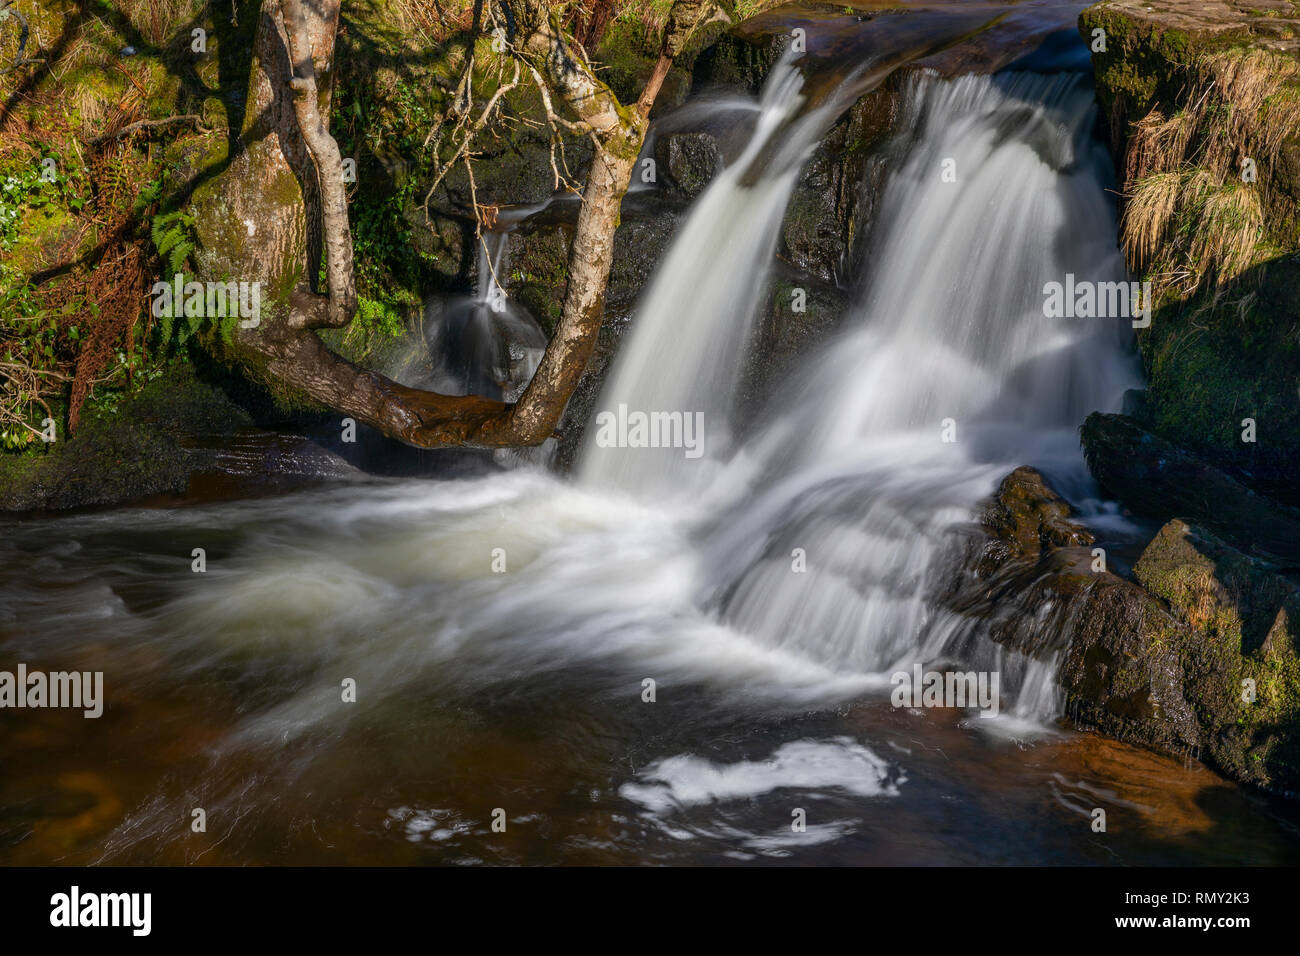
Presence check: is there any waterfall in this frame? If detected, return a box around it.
[84,69,1139,735]
[0,69,1146,851]
[577,17,986,499]
[578,52,815,496]
[18,16,1300,866]
[689,70,1142,719]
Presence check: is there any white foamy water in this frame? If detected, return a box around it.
[687,71,1141,724]
[621,737,902,813]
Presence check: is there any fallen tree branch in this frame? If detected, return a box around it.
[87,113,213,144]
[0,0,44,76]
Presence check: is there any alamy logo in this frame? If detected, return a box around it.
[0,664,102,718]
[151,273,262,328]
[593,404,705,459]
[1042,274,1152,328]
[891,664,1001,718]
[50,886,150,936]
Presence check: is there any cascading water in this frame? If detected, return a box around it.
[692,70,1141,721]
[577,18,995,498]
[578,52,817,497]
[418,231,547,402]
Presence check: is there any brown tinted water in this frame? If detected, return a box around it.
[2,480,1299,866]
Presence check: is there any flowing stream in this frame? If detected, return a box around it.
[3,40,1300,866]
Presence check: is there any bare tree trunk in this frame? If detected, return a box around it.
[507,146,636,440]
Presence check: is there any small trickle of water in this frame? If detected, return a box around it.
[420,231,547,403]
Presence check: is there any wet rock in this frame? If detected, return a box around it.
[505,224,572,337]
[1080,413,1300,565]
[694,1,1092,94]
[978,466,1096,568]
[655,131,723,199]
[1053,570,1205,760]
[753,80,901,311]
[737,272,850,419]
[962,465,1300,796]
[690,28,785,95]
[182,429,361,500]
[0,362,369,512]
[949,468,1198,755]
[952,469,1113,651]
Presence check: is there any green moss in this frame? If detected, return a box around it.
[511,227,572,335]
[0,361,255,512]
[1138,258,1300,460]
[1130,518,1300,786]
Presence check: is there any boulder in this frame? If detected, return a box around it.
[654,131,724,199]
[1128,519,1300,792]
[1080,412,1300,565]
[960,464,1300,796]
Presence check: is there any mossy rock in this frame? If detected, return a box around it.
[958,464,1300,795]
[0,363,253,512]
[980,467,1097,564]
[1081,0,1300,135]
[1132,519,1300,791]
[949,466,1203,752]
[1138,257,1300,499]
[690,25,785,93]
[1080,412,1300,563]
[1136,520,1300,657]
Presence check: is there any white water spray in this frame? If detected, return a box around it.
[693,71,1141,721]
[579,53,842,497]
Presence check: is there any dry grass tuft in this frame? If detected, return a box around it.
[1201,49,1300,160]
[1122,47,1300,296]
[1126,109,1194,183]
[1123,171,1181,271]
[1190,181,1263,285]
[114,0,205,46]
